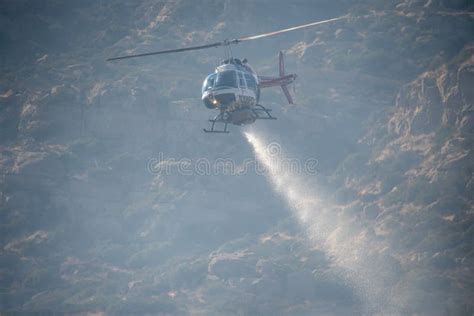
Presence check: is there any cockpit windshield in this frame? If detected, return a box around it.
[202,73,216,94]
[215,70,237,89]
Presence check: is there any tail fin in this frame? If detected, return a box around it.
[257,51,296,103]
[279,51,294,104]
[279,51,285,77]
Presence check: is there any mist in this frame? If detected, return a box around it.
[245,129,402,314]
[1,1,473,315]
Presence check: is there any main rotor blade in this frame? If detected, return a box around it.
[237,15,348,42]
[106,15,347,61]
[107,41,224,61]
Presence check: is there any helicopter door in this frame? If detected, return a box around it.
[238,72,246,91]
[237,72,245,108]
[244,73,258,104]
[238,71,253,107]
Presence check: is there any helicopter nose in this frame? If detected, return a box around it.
[202,94,218,109]
[202,91,236,109]
[213,92,236,105]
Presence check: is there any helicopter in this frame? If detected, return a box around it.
[107,15,346,133]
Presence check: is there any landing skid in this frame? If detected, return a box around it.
[253,104,277,120]
[203,112,229,134]
[203,105,276,134]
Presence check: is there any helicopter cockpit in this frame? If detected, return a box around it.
[202,70,258,92]
[202,73,216,94]
[215,70,238,89]
[202,70,239,93]
[201,67,260,109]
[201,70,236,109]
[202,70,239,94]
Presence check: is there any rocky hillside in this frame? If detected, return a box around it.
[1,0,473,315]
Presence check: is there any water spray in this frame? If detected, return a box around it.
[244,128,401,314]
